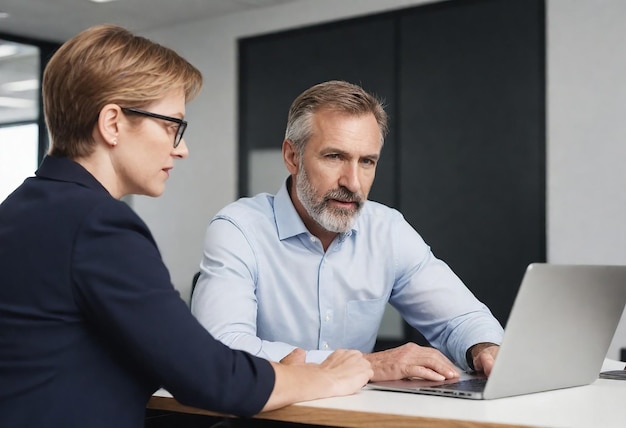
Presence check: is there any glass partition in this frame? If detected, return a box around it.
[0,39,40,202]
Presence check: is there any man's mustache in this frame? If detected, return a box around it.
[324,187,364,208]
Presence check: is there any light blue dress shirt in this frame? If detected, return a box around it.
[191,180,503,371]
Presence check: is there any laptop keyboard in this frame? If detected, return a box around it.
[430,377,487,392]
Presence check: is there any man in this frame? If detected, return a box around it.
[191,80,503,382]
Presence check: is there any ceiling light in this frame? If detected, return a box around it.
[0,97,35,109]
[0,12,9,19]
[2,79,39,92]
[0,45,19,58]
[88,0,120,3]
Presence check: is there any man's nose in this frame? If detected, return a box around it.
[338,162,361,194]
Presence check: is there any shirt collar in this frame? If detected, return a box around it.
[273,177,359,241]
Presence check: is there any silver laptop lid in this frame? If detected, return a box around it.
[483,263,626,399]
[367,263,626,399]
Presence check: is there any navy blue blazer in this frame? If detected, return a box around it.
[0,156,274,428]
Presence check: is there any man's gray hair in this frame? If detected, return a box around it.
[284,80,388,156]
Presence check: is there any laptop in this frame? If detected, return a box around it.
[368,263,626,399]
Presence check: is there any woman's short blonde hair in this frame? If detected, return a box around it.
[43,24,203,158]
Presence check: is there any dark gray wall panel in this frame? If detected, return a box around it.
[398,0,545,324]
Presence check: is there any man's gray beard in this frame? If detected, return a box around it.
[295,166,363,234]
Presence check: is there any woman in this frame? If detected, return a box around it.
[0,24,371,428]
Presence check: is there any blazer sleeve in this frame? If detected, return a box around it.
[71,198,274,416]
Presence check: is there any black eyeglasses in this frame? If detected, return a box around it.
[121,107,187,148]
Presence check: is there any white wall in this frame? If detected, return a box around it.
[134,0,626,359]
[547,0,626,360]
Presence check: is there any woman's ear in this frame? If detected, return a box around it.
[282,139,300,175]
[97,104,122,147]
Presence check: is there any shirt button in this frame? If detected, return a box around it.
[310,236,317,242]
[324,314,330,322]
[322,342,329,349]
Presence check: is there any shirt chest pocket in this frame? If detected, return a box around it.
[344,297,387,352]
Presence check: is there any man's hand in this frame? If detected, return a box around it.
[468,343,499,376]
[364,342,459,382]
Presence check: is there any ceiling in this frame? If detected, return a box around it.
[0,0,300,43]
[0,0,301,126]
